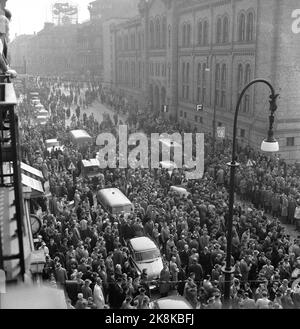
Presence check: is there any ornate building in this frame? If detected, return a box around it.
[111,0,300,162]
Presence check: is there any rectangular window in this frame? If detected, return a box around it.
[184,112,187,118]
[244,95,250,112]
[286,137,295,147]
[221,91,226,108]
[179,110,183,117]
[215,90,220,106]
[186,85,189,100]
[240,129,245,138]
[195,116,198,122]
[199,117,203,123]
[197,87,201,102]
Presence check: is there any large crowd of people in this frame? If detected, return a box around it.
[16,76,300,309]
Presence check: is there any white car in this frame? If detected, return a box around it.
[150,295,193,309]
[128,236,163,285]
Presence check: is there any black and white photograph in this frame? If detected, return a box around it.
[0,0,300,319]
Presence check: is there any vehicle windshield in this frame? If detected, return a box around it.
[134,249,160,261]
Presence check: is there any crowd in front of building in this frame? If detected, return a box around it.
[14,75,300,310]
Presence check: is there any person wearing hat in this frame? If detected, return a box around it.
[133,287,150,309]
[184,273,198,309]
[93,277,105,309]
[81,279,92,300]
[294,201,300,231]
[121,296,134,309]
[86,296,97,309]
[159,262,171,298]
[109,277,126,309]
[75,293,87,309]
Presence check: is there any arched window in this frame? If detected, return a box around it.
[131,32,135,49]
[162,17,167,48]
[223,16,229,43]
[138,62,142,88]
[131,62,135,87]
[138,32,141,50]
[187,23,191,47]
[182,62,185,98]
[197,63,201,102]
[215,63,220,105]
[237,64,243,88]
[203,20,209,45]
[243,64,251,113]
[216,18,222,44]
[246,12,254,41]
[221,64,227,108]
[238,13,246,41]
[125,61,129,84]
[198,21,203,45]
[237,63,243,102]
[150,21,154,48]
[182,24,186,46]
[202,63,207,104]
[186,62,190,99]
[245,64,251,84]
[155,18,161,48]
[221,64,227,84]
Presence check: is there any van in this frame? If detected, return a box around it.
[97,188,134,215]
[81,159,101,178]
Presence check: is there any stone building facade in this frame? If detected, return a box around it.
[111,0,300,162]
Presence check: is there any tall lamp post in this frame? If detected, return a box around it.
[222,79,279,308]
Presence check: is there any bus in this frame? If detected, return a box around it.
[97,188,134,215]
[69,129,92,145]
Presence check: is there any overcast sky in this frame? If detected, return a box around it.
[7,0,92,39]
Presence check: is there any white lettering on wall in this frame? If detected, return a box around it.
[292,9,300,34]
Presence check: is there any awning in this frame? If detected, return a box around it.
[21,173,44,194]
[21,162,44,180]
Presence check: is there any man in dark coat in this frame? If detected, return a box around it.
[109,277,126,309]
[188,258,204,286]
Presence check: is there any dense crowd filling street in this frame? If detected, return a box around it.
[16,76,300,309]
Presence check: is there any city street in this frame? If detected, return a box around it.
[65,98,127,129]
[2,0,300,313]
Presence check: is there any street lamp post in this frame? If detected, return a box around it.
[222,79,279,308]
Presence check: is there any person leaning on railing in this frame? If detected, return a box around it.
[0,11,17,78]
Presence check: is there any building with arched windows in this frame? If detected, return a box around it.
[110,0,300,161]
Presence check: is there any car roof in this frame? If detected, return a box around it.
[154,295,193,309]
[129,237,157,252]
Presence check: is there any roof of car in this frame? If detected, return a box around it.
[130,237,157,252]
[153,295,193,309]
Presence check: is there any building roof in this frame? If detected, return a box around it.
[130,237,157,252]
